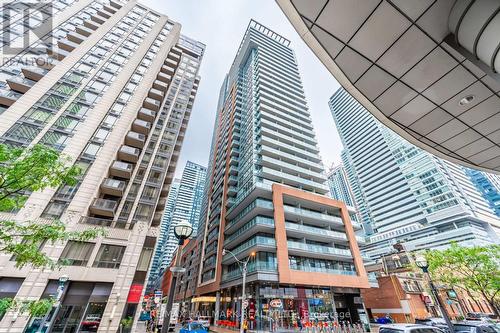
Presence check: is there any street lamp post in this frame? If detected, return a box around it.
[415,255,454,333]
[222,248,255,333]
[37,274,69,333]
[161,220,193,333]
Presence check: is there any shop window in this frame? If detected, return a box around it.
[93,244,126,269]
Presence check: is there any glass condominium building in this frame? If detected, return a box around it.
[327,164,356,207]
[195,20,369,331]
[0,1,204,331]
[147,161,207,292]
[329,88,500,260]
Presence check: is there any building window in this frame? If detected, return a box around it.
[93,244,126,269]
[58,241,94,266]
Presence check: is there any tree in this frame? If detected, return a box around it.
[0,143,104,268]
[425,243,500,317]
[0,144,105,316]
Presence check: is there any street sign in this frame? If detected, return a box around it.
[170,302,180,324]
[158,304,167,326]
[154,290,162,304]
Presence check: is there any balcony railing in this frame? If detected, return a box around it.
[283,205,343,225]
[285,222,347,240]
[290,265,356,276]
[224,216,274,245]
[287,241,351,257]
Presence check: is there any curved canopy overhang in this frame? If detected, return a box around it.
[277,0,500,174]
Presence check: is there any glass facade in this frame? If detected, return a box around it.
[329,88,500,259]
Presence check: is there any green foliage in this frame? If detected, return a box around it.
[0,144,105,269]
[121,316,133,328]
[0,298,54,317]
[425,243,500,315]
[0,144,81,211]
[0,298,15,315]
[23,298,54,317]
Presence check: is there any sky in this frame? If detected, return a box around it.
[142,0,344,177]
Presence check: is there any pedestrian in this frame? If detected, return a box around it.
[243,319,248,333]
[298,317,303,331]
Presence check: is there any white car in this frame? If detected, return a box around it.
[379,324,446,333]
[194,316,210,329]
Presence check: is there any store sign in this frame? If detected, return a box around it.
[127,284,143,303]
[269,299,282,308]
[154,290,162,304]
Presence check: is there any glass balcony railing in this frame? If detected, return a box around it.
[290,266,356,276]
[283,205,343,224]
[225,199,273,230]
[224,216,274,244]
[287,241,351,257]
[224,236,276,260]
[285,222,347,240]
[222,262,277,280]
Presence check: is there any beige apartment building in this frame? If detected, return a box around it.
[0,0,204,331]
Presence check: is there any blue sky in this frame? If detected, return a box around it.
[142,0,343,177]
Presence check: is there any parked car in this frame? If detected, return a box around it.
[453,321,500,333]
[379,324,446,333]
[415,317,449,331]
[194,316,211,329]
[179,322,207,333]
[466,313,498,322]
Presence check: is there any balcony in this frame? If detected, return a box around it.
[48,47,69,61]
[165,58,177,67]
[89,198,117,217]
[157,72,171,83]
[118,145,140,163]
[100,178,126,196]
[97,9,111,19]
[285,222,348,242]
[84,20,99,31]
[156,197,166,210]
[161,65,175,75]
[0,90,22,107]
[110,161,133,178]
[148,88,164,101]
[110,0,122,9]
[91,14,106,25]
[76,25,93,37]
[138,108,156,122]
[222,236,276,264]
[283,205,343,227]
[227,186,237,197]
[58,38,78,52]
[287,241,352,260]
[132,119,151,135]
[22,66,47,81]
[125,131,145,148]
[103,5,117,14]
[36,55,58,70]
[6,77,35,93]
[224,216,274,248]
[67,31,86,44]
[153,79,168,92]
[143,97,160,111]
[228,175,238,186]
